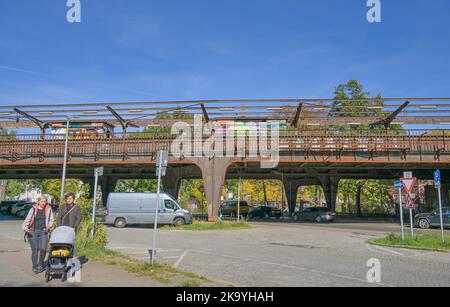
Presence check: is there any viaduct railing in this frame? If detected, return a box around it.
[0,130,449,163]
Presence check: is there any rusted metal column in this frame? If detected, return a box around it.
[162,168,182,200]
[195,158,233,222]
[283,180,302,214]
[100,177,118,206]
[319,176,340,211]
[84,179,96,200]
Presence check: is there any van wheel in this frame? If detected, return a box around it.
[173,218,185,227]
[114,218,126,228]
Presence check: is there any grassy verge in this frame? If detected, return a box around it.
[75,243,214,286]
[367,233,450,252]
[161,220,252,231]
[74,220,214,286]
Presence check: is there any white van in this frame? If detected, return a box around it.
[105,193,193,228]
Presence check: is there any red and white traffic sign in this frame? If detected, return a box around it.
[403,193,415,209]
[401,177,417,194]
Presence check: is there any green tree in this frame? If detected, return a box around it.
[178,179,206,213]
[135,110,194,138]
[6,180,26,199]
[41,179,89,205]
[0,130,17,200]
[329,80,384,132]
[115,179,158,193]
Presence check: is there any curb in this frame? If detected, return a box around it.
[366,240,450,253]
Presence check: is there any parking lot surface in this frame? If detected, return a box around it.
[106,221,450,287]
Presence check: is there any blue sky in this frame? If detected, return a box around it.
[0,0,449,106]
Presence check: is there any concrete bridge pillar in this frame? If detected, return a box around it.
[319,177,340,212]
[283,180,302,214]
[162,167,182,200]
[100,177,118,206]
[195,158,232,222]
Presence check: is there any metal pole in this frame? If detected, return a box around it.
[398,187,405,240]
[409,207,414,237]
[60,118,70,205]
[438,186,445,243]
[91,170,99,240]
[151,152,163,265]
[237,178,242,222]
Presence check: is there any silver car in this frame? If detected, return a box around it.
[293,207,336,223]
[105,192,193,228]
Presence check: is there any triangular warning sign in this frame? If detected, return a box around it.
[401,177,416,194]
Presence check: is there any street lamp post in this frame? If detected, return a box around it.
[60,117,71,205]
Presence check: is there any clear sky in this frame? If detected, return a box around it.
[0,0,449,106]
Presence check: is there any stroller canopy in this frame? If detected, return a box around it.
[49,226,76,246]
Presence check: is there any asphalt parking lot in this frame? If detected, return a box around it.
[106,221,450,287]
[0,214,449,287]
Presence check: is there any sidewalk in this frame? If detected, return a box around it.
[0,234,162,287]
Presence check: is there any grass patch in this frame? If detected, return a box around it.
[368,233,450,252]
[76,243,214,286]
[73,215,213,286]
[162,220,252,231]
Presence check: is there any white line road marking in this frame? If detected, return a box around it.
[192,249,394,287]
[110,246,183,253]
[366,244,436,258]
[406,251,437,258]
[174,250,188,268]
[366,244,405,256]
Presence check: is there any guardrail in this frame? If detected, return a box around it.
[1,130,449,162]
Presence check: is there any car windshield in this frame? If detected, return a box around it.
[433,208,449,214]
[1,201,17,205]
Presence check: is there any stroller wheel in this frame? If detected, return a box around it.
[45,270,51,283]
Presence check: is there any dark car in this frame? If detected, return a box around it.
[220,201,249,218]
[415,207,450,229]
[15,203,34,219]
[0,200,22,215]
[293,207,336,223]
[248,206,282,219]
[11,201,34,215]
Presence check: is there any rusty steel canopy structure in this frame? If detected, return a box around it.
[1,97,450,131]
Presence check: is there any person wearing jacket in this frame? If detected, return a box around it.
[22,196,55,274]
[56,193,82,230]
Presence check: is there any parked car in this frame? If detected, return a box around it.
[11,201,34,215]
[105,192,193,228]
[220,201,249,218]
[415,207,450,229]
[293,207,336,223]
[0,200,19,215]
[248,206,282,219]
[15,204,34,219]
[1,200,31,215]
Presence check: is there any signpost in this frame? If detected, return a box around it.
[401,175,417,237]
[434,170,445,243]
[60,118,71,205]
[237,178,242,222]
[151,150,169,265]
[394,181,405,240]
[91,167,104,239]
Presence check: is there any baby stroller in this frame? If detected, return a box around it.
[45,226,76,282]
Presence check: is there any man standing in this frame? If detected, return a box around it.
[57,193,82,230]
